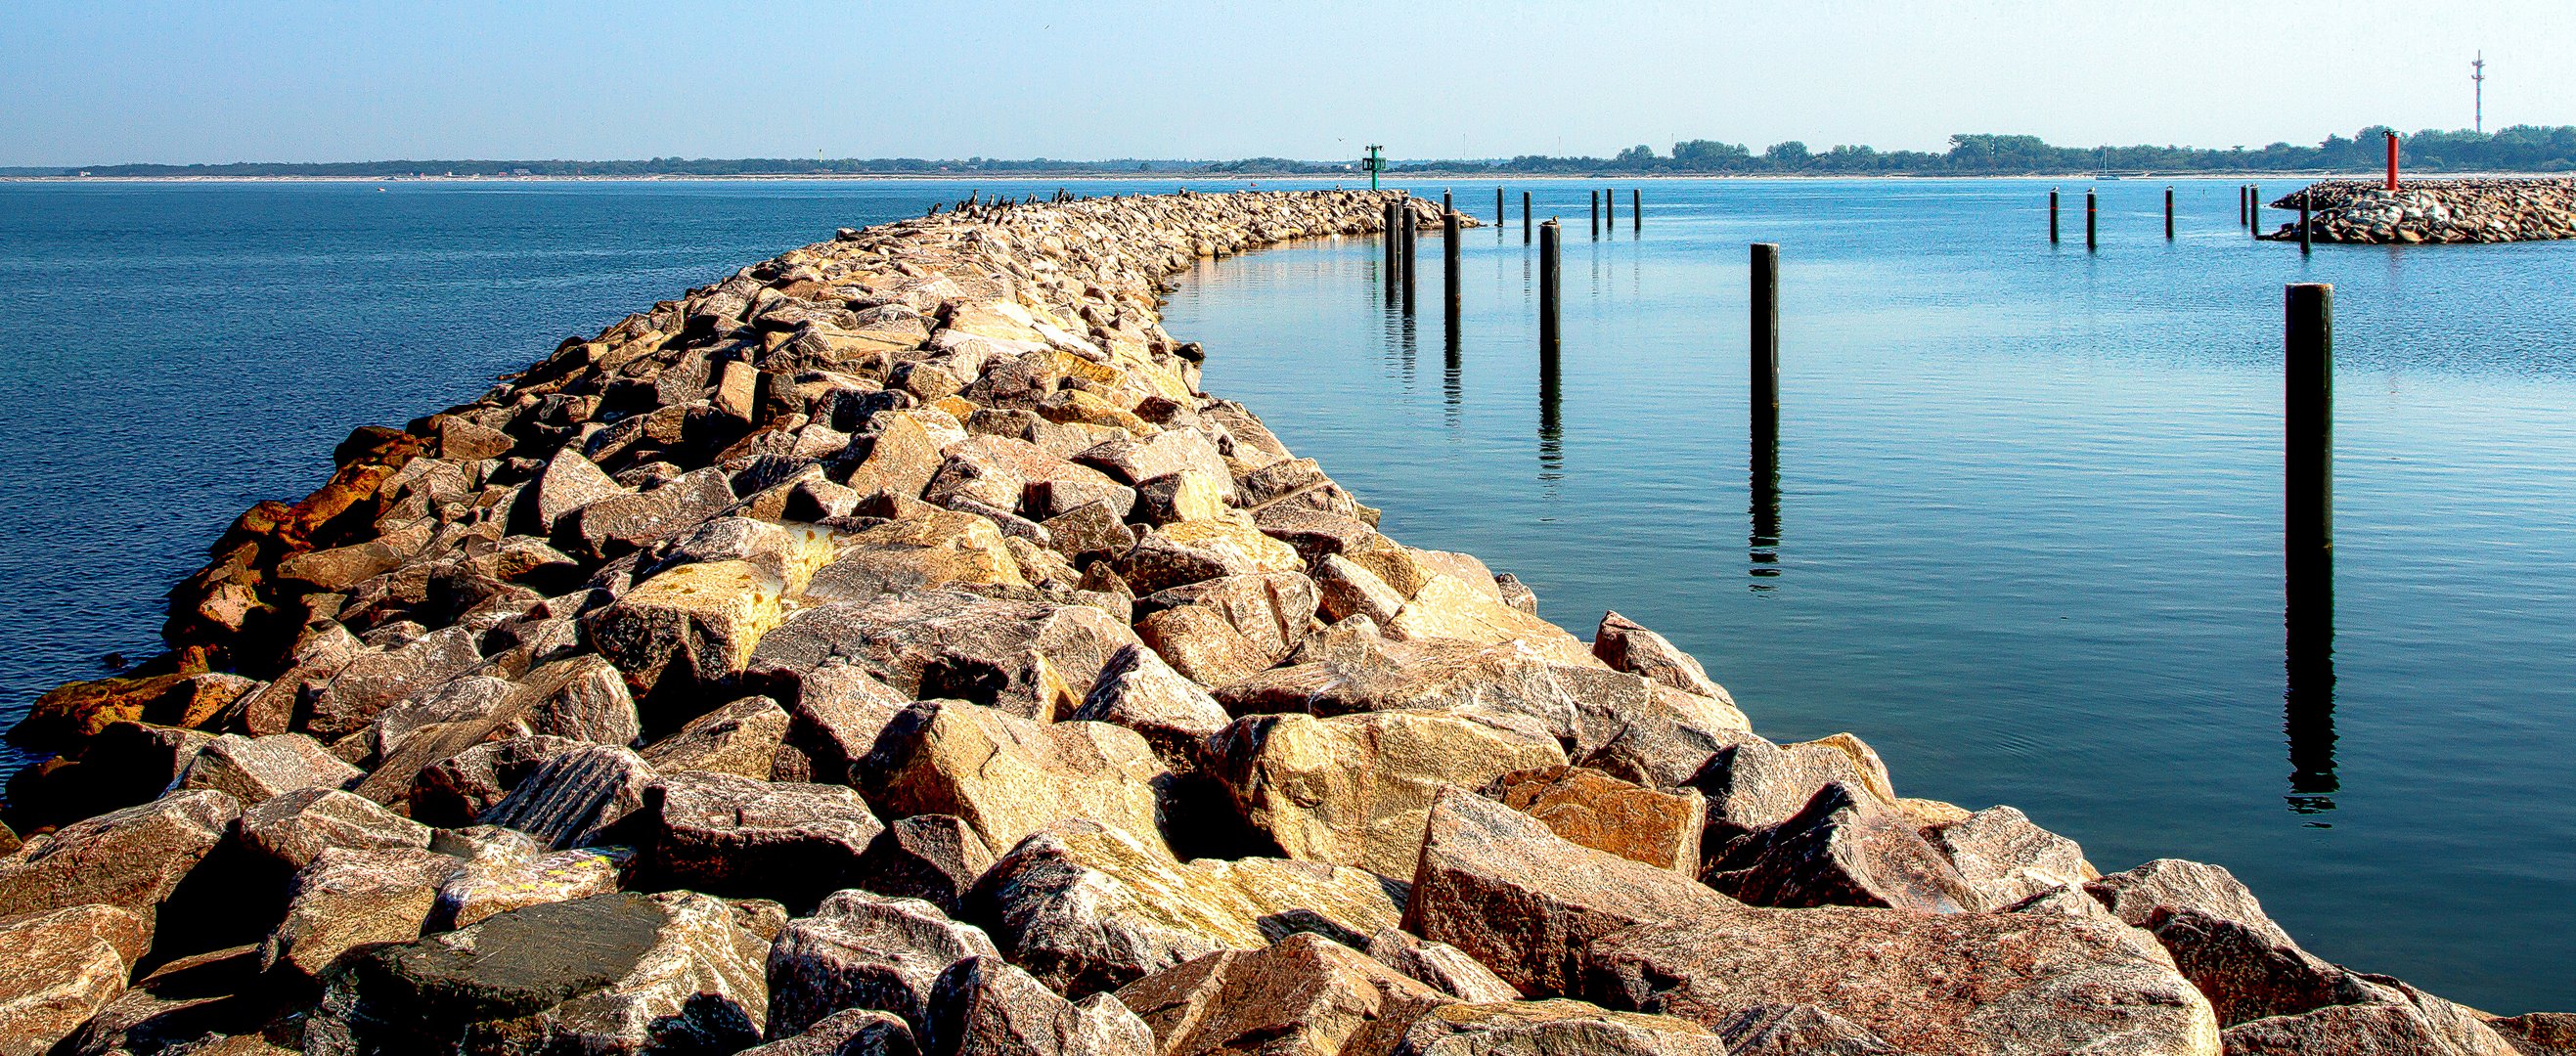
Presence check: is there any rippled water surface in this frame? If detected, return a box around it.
[2,178,2570,1012]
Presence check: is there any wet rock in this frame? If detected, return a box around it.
[409,734,585,826]
[768,891,1000,1039]
[308,891,769,1056]
[0,789,241,921]
[743,1008,919,1056]
[262,846,457,979]
[801,511,1028,602]
[1211,708,1566,879]
[1591,611,1729,699]
[964,818,1401,998]
[853,814,996,917]
[859,702,1170,858]
[1482,766,1704,872]
[432,841,628,931]
[174,732,362,805]
[920,955,1152,1056]
[1389,998,1728,1056]
[750,590,1140,722]
[1404,786,1734,997]
[240,787,433,872]
[304,627,482,741]
[587,558,788,697]
[1704,781,1978,912]
[1363,928,1521,1003]
[1070,643,1229,768]
[0,903,152,1056]
[1587,902,2219,1056]
[641,695,792,778]
[629,771,882,910]
[1114,933,1447,1055]
[475,743,653,849]
[1927,805,2090,910]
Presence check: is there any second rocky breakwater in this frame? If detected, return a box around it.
[0,188,2565,1055]
[2268,177,2576,243]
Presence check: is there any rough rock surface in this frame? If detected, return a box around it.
[629,770,883,911]
[0,903,152,1056]
[1482,765,1703,872]
[852,814,996,917]
[919,955,1153,1056]
[0,790,240,920]
[1389,998,1729,1056]
[1212,709,1566,879]
[767,891,999,1039]
[964,819,1401,998]
[307,891,769,1055]
[859,702,1170,858]
[1113,933,1449,1056]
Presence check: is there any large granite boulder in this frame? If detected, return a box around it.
[1926,805,2091,910]
[239,787,433,873]
[307,891,770,1056]
[852,814,996,917]
[261,846,459,980]
[305,627,483,741]
[475,743,653,849]
[859,702,1170,858]
[1131,572,1316,686]
[0,903,153,1056]
[919,955,1152,1056]
[1210,709,1566,879]
[963,819,1401,998]
[1069,643,1230,769]
[173,733,361,805]
[741,1008,918,1056]
[0,789,240,921]
[587,559,788,697]
[1703,781,1978,912]
[1590,611,1730,700]
[767,891,1000,1040]
[1113,933,1450,1055]
[1404,787,1735,998]
[1388,999,1728,1056]
[1584,905,2220,1056]
[800,511,1028,602]
[431,836,628,931]
[1363,928,1521,1003]
[628,771,882,910]
[639,696,792,779]
[1482,766,1703,873]
[750,591,1140,722]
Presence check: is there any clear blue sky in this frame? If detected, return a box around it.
[1,1,2559,166]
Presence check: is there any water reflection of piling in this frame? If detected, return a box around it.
[1751,408,1781,588]
[2285,283,2336,814]
[1443,325,1462,418]
[2250,184,2261,238]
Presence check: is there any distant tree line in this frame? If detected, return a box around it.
[11,127,2575,178]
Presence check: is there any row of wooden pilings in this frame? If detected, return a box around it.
[2046,183,2319,253]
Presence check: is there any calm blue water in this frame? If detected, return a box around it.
[0,178,2568,1012]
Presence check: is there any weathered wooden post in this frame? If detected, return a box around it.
[1590,191,1600,239]
[1382,200,1399,298]
[1522,191,1532,244]
[1538,221,1561,357]
[2049,189,2060,243]
[2250,184,2261,238]
[2240,185,2249,227]
[1752,243,1780,441]
[1496,187,1505,226]
[1443,208,1462,326]
[1605,187,1616,226]
[2299,195,2312,254]
[1400,201,1417,315]
[2286,283,2332,621]
[1442,190,1452,217]
[1631,188,1641,232]
[2086,189,2098,250]
[2165,186,2176,240]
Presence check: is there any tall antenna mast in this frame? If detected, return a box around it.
[2473,52,2486,134]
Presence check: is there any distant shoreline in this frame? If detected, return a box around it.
[7,171,2567,185]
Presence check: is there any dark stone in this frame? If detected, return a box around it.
[853,814,997,916]
[627,771,882,911]
[475,744,652,850]
[1703,781,1977,913]
[0,789,241,922]
[767,891,999,1040]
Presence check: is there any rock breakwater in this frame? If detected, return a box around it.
[2265,178,2576,243]
[0,189,2565,1055]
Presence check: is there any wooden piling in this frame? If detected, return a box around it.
[2086,190,2098,250]
[1522,191,1532,244]
[2299,195,2312,253]
[2286,284,2332,609]
[1400,203,1417,315]
[1590,191,1600,239]
[2240,185,2249,227]
[1538,221,1561,357]
[1605,187,1616,226]
[1752,243,1779,439]
[1631,188,1641,232]
[2049,189,2060,243]
[1496,187,1505,226]
[1442,190,1452,217]
[1443,208,1462,325]
[2165,187,2176,240]
[2250,184,2261,238]
[1383,200,1399,295]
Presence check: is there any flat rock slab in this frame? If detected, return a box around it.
[630,771,883,911]
[0,789,241,921]
[1389,998,1728,1056]
[309,891,769,1055]
[751,590,1140,722]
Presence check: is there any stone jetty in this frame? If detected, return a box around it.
[2265,177,2576,243]
[2,189,2565,1056]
